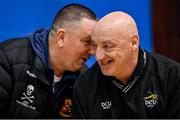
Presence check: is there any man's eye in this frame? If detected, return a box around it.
[103,44,110,48]
[103,44,115,52]
[83,40,91,45]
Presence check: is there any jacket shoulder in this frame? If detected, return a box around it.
[148,52,180,69]
[0,38,29,49]
[83,62,101,80]
[0,38,31,65]
[146,52,180,87]
[74,62,102,91]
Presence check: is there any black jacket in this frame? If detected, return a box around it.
[0,29,79,118]
[73,48,180,118]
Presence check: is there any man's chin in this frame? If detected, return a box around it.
[69,63,85,72]
[71,66,82,72]
[101,70,112,76]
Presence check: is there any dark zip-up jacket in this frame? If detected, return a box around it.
[73,48,180,118]
[0,29,79,118]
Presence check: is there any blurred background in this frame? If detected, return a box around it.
[0,0,179,67]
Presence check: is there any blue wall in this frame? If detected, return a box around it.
[0,0,152,67]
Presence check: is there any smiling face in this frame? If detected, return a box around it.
[60,18,97,72]
[92,28,133,77]
[92,12,139,80]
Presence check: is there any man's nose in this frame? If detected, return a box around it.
[95,48,105,61]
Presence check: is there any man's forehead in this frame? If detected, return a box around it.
[92,36,115,44]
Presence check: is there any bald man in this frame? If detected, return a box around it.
[72,11,180,118]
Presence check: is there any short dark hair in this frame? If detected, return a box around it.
[51,3,96,32]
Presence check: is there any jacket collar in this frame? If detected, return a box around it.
[31,56,79,87]
[32,56,53,87]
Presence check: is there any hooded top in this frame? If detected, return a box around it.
[27,28,79,94]
[28,28,51,69]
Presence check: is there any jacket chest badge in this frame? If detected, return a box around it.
[26,70,37,78]
[59,98,72,118]
[21,85,35,103]
[144,91,158,108]
[101,101,112,110]
[16,85,36,110]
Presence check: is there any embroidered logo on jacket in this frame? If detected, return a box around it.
[16,85,36,110]
[59,98,72,117]
[26,70,37,78]
[144,91,158,108]
[101,101,112,110]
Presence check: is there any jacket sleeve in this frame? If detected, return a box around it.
[0,49,13,117]
[167,64,180,118]
[72,75,89,118]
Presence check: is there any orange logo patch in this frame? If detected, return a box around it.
[59,98,72,117]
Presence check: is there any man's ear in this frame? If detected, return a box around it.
[56,29,65,48]
[130,34,139,50]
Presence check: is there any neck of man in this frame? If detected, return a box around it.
[54,70,64,78]
[50,53,64,77]
[49,37,64,78]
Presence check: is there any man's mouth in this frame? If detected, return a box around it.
[100,60,113,65]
